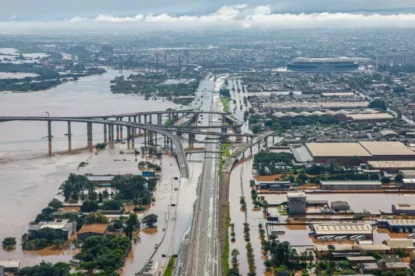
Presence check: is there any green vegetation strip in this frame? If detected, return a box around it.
[163,256,177,276]
[222,207,231,275]
[219,143,232,174]
[221,97,230,112]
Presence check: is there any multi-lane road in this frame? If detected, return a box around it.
[174,75,223,276]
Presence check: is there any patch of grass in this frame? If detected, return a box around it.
[219,142,232,175]
[222,207,231,275]
[221,97,230,112]
[277,205,288,215]
[164,256,177,276]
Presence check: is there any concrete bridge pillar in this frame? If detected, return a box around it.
[131,128,135,149]
[272,134,275,145]
[168,113,172,120]
[157,114,162,125]
[138,116,142,135]
[119,119,123,140]
[133,116,137,136]
[250,146,253,155]
[170,138,174,153]
[48,120,52,157]
[87,122,93,152]
[149,114,152,124]
[257,141,260,152]
[189,133,195,149]
[67,121,72,152]
[221,114,227,134]
[107,124,112,144]
[164,136,167,149]
[155,132,158,149]
[265,137,268,148]
[144,129,147,147]
[116,120,120,141]
[127,126,131,149]
[103,124,107,143]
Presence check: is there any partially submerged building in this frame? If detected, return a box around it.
[321,180,382,190]
[287,191,307,214]
[392,204,415,216]
[28,219,75,240]
[0,260,20,274]
[312,223,373,239]
[77,224,109,241]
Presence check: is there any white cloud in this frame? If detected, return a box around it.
[69,16,88,22]
[7,5,415,32]
[95,14,144,22]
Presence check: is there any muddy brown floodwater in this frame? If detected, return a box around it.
[0,69,201,271]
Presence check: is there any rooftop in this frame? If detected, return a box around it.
[359,141,415,156]
[386,219,415,227]
[384,262,408,269]
[315,244,389,252]
[292,57,357,63]
[321,181,382,186]
[369,161,415,169]
[393,204,415,210]
[313,223,372,235]
[384,239,415,249]
[346,256,376,261]
[0,260,20,268]
[86,175,114,181]
[78,224,108,235]
[306,142,371,157]
[322,92,355,97]
[361,263,379,270]
[287,191,306,199]
[399,170,415,177]
[347,113,394,121]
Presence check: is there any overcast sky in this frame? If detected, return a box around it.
[1,1,415,32]
[2,0,415,19]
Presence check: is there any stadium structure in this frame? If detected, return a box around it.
[287,57,359,72]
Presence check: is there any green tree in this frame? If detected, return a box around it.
[142,214,158,228]
[368,98,388,111]
[2,237,16,250]
[81,200,99,212]
[20,261,70,276]
[395,173,404,184]
[85,212,109,224]
[48,199,63,211]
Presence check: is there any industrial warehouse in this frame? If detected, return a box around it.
[320,180,382,190]
[312,223,373,239]
[303,141,415,164]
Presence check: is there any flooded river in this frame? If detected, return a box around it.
[0,69,203,270]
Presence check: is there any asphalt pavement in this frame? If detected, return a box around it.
[173,75,222,276]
